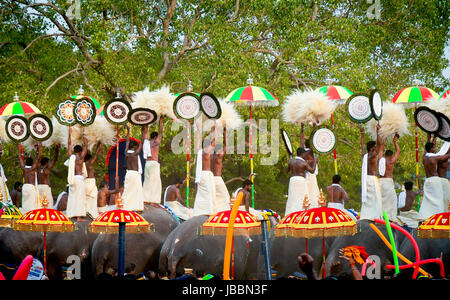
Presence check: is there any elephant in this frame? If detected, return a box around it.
[0,228,42,279]
[159,214,279,279]
[91,203,179,278]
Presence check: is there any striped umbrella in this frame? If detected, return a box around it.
[0,93,41,116]
[441,88,450,99]
[225,75,278,209]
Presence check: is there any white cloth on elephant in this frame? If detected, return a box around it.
[238,205,263,219]
[285,175,308,216]
[327,202,357,223]
[214,176,231,213]
[440,177,450,212]
[306,173,320,209]
[85,178,98,219]
[379,177,398,221]
[143,160,162,204]
[360,175,383,221]
[397,210,419,228]
[165,201,193,220]
[66,175,87,218]
[21,183,39,213]
[418,176,445,221]
[37,184,53,208]
[0,163,11,202]
[378,157,386,177]
[397,191,406,209]
[193,170,216,216]
[122,170,144,212]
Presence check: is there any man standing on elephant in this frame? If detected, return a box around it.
[285,147,316,216]
[303,139,320,208]
[142,116,164,205]
[212,127,231,213]
[37,143,60,209]
[378,134,400,221]
[418,142,450,221]
[19,142,42,213]
[360,124,384,221]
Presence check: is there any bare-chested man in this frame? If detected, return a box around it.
[97,180,119,214]
[327,174,349,209]
[193,135,216,217]
[378,135,400,221]
[84,142,101,218]
[122,125,145,212]
[66,133,88,221]
[37,143,60,208]
[10,182,22,208]
[0,143,11,202]
[54,186,68,212]
[418,142,450,221]
[164,178,193,220]
[303,139,320,208]
[429,135,450,213]
[285,147,316,216]
[142,116,164,205]
[212,128,231,213]
[397,181,421,229]
[360,124,384,220]
[19,142,42,213]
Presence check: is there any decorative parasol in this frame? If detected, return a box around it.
[417,212,449,239]
[0,92,41,116]
[392,85,439,210]
[0,202,22,228]
[316,84,353,173]
[89,195,152,277]
[441,88,450,99]
[13,196,73,272]
[225,74,278,208]
[201,210,261,236]
[71,85,103,116]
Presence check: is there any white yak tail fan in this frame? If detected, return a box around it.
[366,101,410,142]
[84,116,115,151]
[426,96,450,119]
[132,85,176,120]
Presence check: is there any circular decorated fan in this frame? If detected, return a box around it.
[173,93,201,120]
[435,113,450,142]
[369,90,383,121]
[6,116,29,142]
[414,107,441,134]
[346,94,372,123]
[200,93,222,119]
[28,114,53,141]
[55,99,76,126]
[280,129,293,157]
[311,126,337,154]
[104,99,132,125]
[128,108,158,126]
[73,97,97,126]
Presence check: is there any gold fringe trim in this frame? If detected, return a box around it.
[417,230,449,239]
[200,226,261,236]
[275,226,357,238]
[0,219,14,228]
[13,223,74,233]
[89,224,152,234]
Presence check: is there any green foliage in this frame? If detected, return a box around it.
[0,0,448,215]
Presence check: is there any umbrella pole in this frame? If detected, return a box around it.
[43,231,47,273]
[118,222,126,278]
[115,125,119,205]
[331,114,338,174]
[414,104,420,211]
[186,122,190,207]
[305,238,308,254]
[322,234,326,278]
[249,106,255,208]
[260,218,272,280]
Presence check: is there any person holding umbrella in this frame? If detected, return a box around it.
[37,143,60,209]
[18,142,42,213]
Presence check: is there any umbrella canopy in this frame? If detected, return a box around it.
[71,95,103,116]
[89,208,152,234]
[392,86,439,104]
[0,101,41,116]
[14,206,73,232]
[441,88,450,99]
[417,212,449,239]
[0,202,22,227]
[202,210,261,236]
[274,211,305,237]
[316,85,353,101]
[225,85,278,106]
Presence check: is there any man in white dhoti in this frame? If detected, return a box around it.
[378,135,400,221]
[434,140,450,212]
[66,134,88,221]
[142,116,163,205]
[37,143,60,208]
[97,180,119,214]
[164,178,193,220]
[19,143,42,213]
[285,147,316,216]
[326,175,356,222]
[84,143,101,219]
[397,181,421,228]
[122,125,145,212]
[193,136,216,217]
[360,125,383,221]
[304,140,320,208]
[212,127,231,213]
[418,142,450,221]
[0,143,11,203]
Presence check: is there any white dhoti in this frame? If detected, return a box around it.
[85,178,98,219]
[0,177,10,203]
[238,205,263,219]
[440,177,450,212]
[98,206,107,214]
[306,173,320,208]
[214,176,231,213]
[21,183,39,213]
[360,175,383,221]
[193,170,216,216]
[327,202,358,223]
[418,176,445,221]
[285,176,308,216]
[165,201,193,220]
[122,170,144,212]
[66,175,87,218]
[379,178,398,221]
[37,184,53,208]
[143,160,162,204]
[397,210,419,229]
